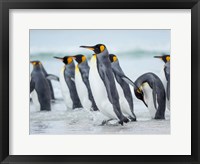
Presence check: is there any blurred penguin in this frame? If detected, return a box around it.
[154,55,170,110]
[30,61,51,111]
[38,61,59,101]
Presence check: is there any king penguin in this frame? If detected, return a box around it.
[72,54,99,111]
[80,44,129,125]
[30,61,51,111]
[134,72,166,119]
[109,54,136,121]
[37,61,59,101]
[54,56,82,110]
[154,55,170,110]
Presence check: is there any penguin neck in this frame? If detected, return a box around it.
[96,49,109,61]
[166,61,170,65]
[111,61,124,74]
[33,66,42,71]
[78,60,87,66]
[40,65,47,75]
[111,60,120,67]
[78,60,89,70]
[90,55,97,67]
[65,62,75,70]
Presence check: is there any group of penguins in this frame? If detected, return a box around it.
[30,44,170,126]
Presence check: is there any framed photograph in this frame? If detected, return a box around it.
[1,0,199,163]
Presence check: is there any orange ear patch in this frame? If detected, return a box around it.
[82,56,86,62]
[113,56,117,62]
[100,45,105,52]
[67,57,73,64]
[166,56,170,62]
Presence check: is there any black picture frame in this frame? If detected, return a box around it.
[0,0,199,163]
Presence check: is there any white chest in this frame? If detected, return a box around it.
[114,78,131,117]
[142,83,157,118]
[160,67,170,110]
[75,66,91,110]
[59,66,73,110]
[30,90,40,111]
[89,56,117,119]
[160,67,167,91]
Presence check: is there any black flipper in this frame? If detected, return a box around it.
[30,79,35,93]
[111,67,139,90]
[46,74,60,81]
[97,65,113,103]
[164,62,170,100]
[47,79,55,100]
[167,80,170,100]
[143,100,148,107]
[147,81,157,110]
[164,64,170,81]
[46,74,59,100]
[152,84,157,110]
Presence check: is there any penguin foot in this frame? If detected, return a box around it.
[154,116,165,120]
[128,116,137,122]
[40,109,51,111]
[118,117,129,126]
[118,121,124,126]
[90,106,99,111]
[101,120,107,126]
[123,117,129,123]
[154,113,165,120]
[101,119,114,126]
[93,107,99,111]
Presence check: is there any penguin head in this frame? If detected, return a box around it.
[72,54,87,64]
[54,56,73,65]
[134,87,143,99]
[154,55,170,63]
[134,86,147,105]
[30,60,42,67]
[109,54,118,63]
[80,44,106,54]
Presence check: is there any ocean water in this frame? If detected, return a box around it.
[30,54,170,134]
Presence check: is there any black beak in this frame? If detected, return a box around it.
[80,45,95,51]
[54,56,63,61]
[154,56,162,59]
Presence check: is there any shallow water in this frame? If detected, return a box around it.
[30,56,170,134]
